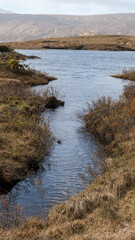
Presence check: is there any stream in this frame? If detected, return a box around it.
[6,49,135,217]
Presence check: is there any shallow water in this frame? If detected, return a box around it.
[8,50,135,216]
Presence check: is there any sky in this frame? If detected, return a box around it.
[0,0,135,15]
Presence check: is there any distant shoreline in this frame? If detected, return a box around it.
[1,35,135,51]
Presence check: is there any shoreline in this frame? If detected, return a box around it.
[112,68,135,82]
[0,48,64,193]
[1,35,135,51]
[0,50,57,87]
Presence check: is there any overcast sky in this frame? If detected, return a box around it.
[0,0,135,15]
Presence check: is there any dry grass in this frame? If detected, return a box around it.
[1,35,135,51]
[0,48,62,189]
[1,47,135,240]
[0,51,56,87]
[84,88,135,156]
[113,68,135,82]
[1,190,135,240]
[0,84,56,189]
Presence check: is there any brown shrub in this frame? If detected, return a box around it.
[0,84,53,188]
[0,51,56,87]
[84,92,135,154]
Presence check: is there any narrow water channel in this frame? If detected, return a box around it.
[7,50,135,216]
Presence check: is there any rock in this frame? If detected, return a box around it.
[45,96,65,109]
[27,55,41,59]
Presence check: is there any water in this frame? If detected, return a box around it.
[8,50,135,216]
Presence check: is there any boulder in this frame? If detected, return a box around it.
[45,96,65,109]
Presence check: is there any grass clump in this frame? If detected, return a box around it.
[0,84,54,189]
[84,89,135,156]
[113,68,135,82]
[0,50,56,87]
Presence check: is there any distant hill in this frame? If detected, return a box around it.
[1,12,135,42]
[0,8,14,14]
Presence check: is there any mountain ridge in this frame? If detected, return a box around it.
[0,8,15,14]
[1,12,135,42]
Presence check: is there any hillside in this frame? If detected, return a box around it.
[1,13,135,42]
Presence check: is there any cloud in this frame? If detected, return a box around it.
[0,0,135,15]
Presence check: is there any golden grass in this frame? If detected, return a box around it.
[1,35,135,51]
[1,190,135,240]
[0,77,21,86]
[113,68,135,82]
[0,84,55,188]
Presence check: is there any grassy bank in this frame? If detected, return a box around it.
[0,47,64,191]
[113,68,135,82]
[0,85,135,238]
[0,84,54,191]
[2,35,135,51]
[0,48,56,87]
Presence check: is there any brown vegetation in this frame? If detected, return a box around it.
[2,35,135,51]
[0,85,135,239]
[0,50,56,87]
[1,45,135,239]
[0,84,55,190]
[0,47,63,191]
[0,45,12,52]
[113,68,135,82]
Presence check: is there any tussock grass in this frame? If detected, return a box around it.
[113,68,135,82]
[84,88,135,156]
[0,84,54,188]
